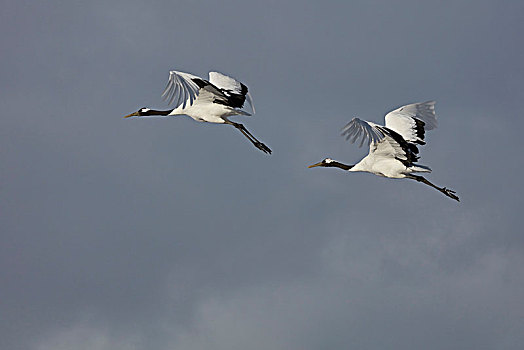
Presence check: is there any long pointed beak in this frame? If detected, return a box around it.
[123,111,140,118]
[308,162,324,168]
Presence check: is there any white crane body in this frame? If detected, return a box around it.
[167,90,249,123]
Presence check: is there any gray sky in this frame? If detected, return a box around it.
[1,0,523,349]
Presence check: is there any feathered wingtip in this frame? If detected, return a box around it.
[417,100,438,130]
[161,71,201,109]
[341,117,385,147]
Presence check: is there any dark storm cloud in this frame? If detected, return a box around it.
[1,1,523,349]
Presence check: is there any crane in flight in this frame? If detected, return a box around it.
[308,101,459,201]
[124,70,271,154]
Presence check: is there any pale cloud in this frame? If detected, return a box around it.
[35,325,140,350]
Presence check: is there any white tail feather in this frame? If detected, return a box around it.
[409,165,432,173]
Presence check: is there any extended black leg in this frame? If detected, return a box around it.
[406,175,460,202]
[228,122,272,154]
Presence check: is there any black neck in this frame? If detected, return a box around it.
[144,109,171,116]
[328,161,353,170]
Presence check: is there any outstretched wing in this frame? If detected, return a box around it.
[161,71,215,109]
[209,72,255,114]
[342,118,420,166]
[384,101,437,145]
[341,118,386,147]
